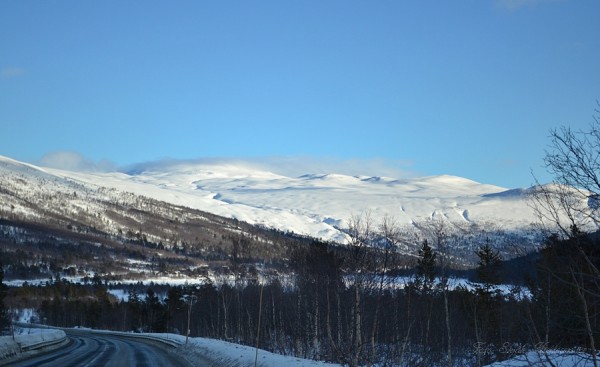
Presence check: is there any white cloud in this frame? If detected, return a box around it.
[39,151,116,172]
[253,156,418,179]
[36,153,418,179]
[125,156,419,180]
[0,67,26,78]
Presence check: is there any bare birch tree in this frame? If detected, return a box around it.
[419,217,454,367]
[529,104,600,367]
[345,212,375,367]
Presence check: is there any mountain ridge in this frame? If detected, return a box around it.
[0,155,538,244]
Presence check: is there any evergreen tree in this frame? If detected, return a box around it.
[532,230,600,350]
[0,262,9,332]
[127,289,143,331]
[415,240,437,293]
[475,242,502,291]
[165,287,186,334]
[146,289,166,332]
[472,241,503,361]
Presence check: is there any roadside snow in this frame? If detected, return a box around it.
[484,350,597,366]
[179,336,341,367]
[4,326,596,367]
[1,326,340,366]
[0,327,66,363]
[101,331,341,367]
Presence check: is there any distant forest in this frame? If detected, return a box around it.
[4,111,600,366]
[3,227,599,367]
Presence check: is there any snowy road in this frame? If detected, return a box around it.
[6,329,193,367]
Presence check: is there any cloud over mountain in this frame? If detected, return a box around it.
[39,151,116,172]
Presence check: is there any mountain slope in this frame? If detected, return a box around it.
[0,155,311,281]
[0,155,541,244]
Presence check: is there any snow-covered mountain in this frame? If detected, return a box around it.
[0,155,540,244]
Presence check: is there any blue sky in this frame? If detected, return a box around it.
[1,0,599,188]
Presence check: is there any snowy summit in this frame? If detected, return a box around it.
[0,156,539,243]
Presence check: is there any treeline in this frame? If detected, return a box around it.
[2,226,597,366]
[0,216,313,282]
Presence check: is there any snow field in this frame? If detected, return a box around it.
[31,157,541,243]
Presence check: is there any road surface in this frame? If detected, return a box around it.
[7,329,194,367]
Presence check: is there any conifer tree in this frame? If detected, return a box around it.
[475,242,502,292]
[472,241,503,362]
[0,262,10,332]
[415,239,437,293]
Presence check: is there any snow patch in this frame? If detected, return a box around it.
[484,350,597,366]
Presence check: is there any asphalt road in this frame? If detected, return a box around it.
[7,329,194,367]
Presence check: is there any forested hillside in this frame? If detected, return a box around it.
[4,231,599,367]
[1,138,599,366]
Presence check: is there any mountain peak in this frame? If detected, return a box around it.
[0,155,539,242]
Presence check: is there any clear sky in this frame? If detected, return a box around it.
[1,0,599,188]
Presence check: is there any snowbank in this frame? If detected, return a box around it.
[0,327,67,363]
[3,325,339,366]
[484,350,597,366]
[105,331,340,367]
[180,337,342,367]
[74,329,341,367]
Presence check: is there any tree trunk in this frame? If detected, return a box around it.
[351,286,362,367]
[444,287,452,367]
[313,291,319,359]
[474,300,481,367]
[571,268,598,367]
[221,292,229,339]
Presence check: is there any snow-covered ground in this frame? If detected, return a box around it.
[0,155,555,243]
[4,276,83,287]
[0,327,67,362]
[162,333,342,367]
[3,326,595,367]
[0,326,340,367]
[484,350,597,366]
[51,160,536,244]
